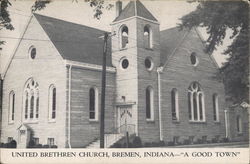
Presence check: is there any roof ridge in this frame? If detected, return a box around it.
[33,13,109,33]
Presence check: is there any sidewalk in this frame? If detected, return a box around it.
[167,141,249,148]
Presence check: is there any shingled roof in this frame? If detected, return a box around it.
[34,14,112,67]
[113,0,158,22]
[160,27,187,66]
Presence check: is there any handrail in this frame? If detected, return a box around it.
[105,124,136,148]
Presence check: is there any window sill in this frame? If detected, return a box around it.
[120,47,128,51]
[146,119,155,123]
[89,119,99,123]
[145,47,154,51]
[172,120,180,123]
[48,119,56,123]
[23,120,39,124]
[8,122,14,125]
[189,120,206,124]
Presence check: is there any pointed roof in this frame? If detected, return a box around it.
[113,0,158,22]
[34,14,113,67]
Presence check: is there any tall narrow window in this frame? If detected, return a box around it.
[120,26,128,49]
[9,91,15,123]
[36,97,39,118]
[236,116,242,133]
[89,87,98,121]
[171,88,179,121]
[52,88,56,119]
[30,95,34,118]
[25,92,28,119]
[188,82,205,122]
[144,25,152,49]
[213,93,219,121]
[23,78,39,121]
[146,86,154,121]
[49,85,56,121]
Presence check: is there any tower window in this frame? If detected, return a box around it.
[120,26,129,49]
[121,58,129,69]
[190,52,198,66]
[144,57,154,71]
[144,25,152,49]
[29,46,36,59]
[48,85,56,121]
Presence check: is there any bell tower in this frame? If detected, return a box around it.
[111,0,160,136]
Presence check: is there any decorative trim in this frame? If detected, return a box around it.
[111,16,159,25]
[65,60,116,73]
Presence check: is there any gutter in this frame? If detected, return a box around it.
[67,65,72,148]
[157,67,163,141]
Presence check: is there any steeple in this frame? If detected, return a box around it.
[113,0,158,22]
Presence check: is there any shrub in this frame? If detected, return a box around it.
[159,141,165,147]
[211,138,218,143]
[194,139,202,144]
[9,140,17,148]
[221,137,229,143]
[183,139,191,145]
[112,143,122,148]
[167,141,175,146]
[151,142,159,147]
[43,145,50,148]
[51,145,58,148]
[34,144,43,148]
[0,143,4,148]
[144,142,152,147]
[132,136,142,148]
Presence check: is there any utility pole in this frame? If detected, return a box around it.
[100,32,109,148]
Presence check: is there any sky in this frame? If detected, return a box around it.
[0,0,230,74]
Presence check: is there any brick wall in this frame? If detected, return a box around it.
[0,16,67,148]
[160,29,226,143]
[68,67,116,148]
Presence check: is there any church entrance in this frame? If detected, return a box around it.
[117,104,135,134]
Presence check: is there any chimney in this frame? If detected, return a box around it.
[116,1,122,17]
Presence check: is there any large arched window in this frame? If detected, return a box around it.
[89,87,98,121]
[236,116,242,133]
[188,82,205,121]
[9,91,15,123]
[23,78,39,121]
[212,93,219,121]
[171,88,179,121]
[49,85,56,121]
[120,25,129,49]
[144,25,152,49]
[146,86,154,121]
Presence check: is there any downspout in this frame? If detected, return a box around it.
[67,65,72,148]
[157,67,163,141]
[0,76,3,139]
[224,109,229,139]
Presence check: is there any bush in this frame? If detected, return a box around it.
[132,136,142,148]
[43,145,50,148]
[151,142,160,147]
[144,142,152,147]
[194,139,202,144]
[9,140,17,148]
[167,141,175,146]
[159,141,165,147]
[183,139,191,145]
[221,137,229,143]
[112,143,122,148]
[51,145,58,148]
[211,138,218,143]
[0,143,4,148]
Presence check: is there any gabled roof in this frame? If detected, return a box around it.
[160,27,187,66]
[113,0,158,22]
[34,14,112,67]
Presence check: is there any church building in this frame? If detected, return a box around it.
[1,1,233,148]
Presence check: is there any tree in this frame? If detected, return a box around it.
[0,0,50,50]
[179,1,249,104]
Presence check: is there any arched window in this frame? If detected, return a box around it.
[190,52,198,66]
[146,86,154,121]
[144,25,152,49]
[188,82,205,121]
[36,96,39,119]
[49,85,56,121]
[23,78,39,121]
[236,116,242,133]
[171,88,179,121]
[120,25,129,49]
[9,91,15,123]
[213,93,219,121]
[89,87,98,121]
